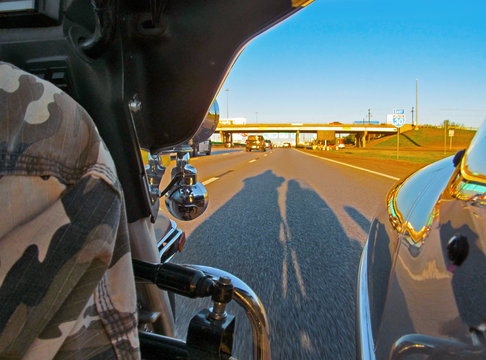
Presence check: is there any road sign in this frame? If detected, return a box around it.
[449,130,455,137]
[393,109,405,115]
[392,114,405,128]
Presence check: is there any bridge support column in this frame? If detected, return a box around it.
[296,130,300,147]
[220,131,232,144]
[362,131,368,148]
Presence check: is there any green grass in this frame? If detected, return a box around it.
[371,127,476,149]
[341,149,456,164]
[337,126,477,164]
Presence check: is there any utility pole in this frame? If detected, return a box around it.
[368,109,371,124]
[415,79,418,127]
[411,107,414,127]
[444,120,449,154]
[225,88,230,119]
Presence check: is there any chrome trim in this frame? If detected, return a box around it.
[462,120,486,183]
[186,265,271,360]
[165,152,208,221]
[390,334,486,359]
[145,152,166,206]
[157,219,184,262]
[192,100,220,144]
[129,218,175,337]
[357,240,376,360]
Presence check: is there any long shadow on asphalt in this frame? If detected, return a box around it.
[174,170,364,359]
[344,205,372,234]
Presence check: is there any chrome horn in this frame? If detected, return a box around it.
[164,148,208,221]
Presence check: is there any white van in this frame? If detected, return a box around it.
[192,140,211,156]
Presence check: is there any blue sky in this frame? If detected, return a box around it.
[215,0,486,128]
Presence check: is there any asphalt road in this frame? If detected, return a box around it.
[154,147,400,359]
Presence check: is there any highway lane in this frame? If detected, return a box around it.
[155,148,399,359]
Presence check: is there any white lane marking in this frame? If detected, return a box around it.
[279,223,288,298]
[264,154,268,157]
[297,149,400,181]
[291,248,307,298]
[202,177,219,185]
[249,159,257,163]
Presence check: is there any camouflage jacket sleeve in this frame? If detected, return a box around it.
[0,62,140,359]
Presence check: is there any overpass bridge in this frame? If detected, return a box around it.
[215,123,403,147]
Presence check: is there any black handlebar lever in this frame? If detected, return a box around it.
[133,260,236,360]
[133,260,216,298]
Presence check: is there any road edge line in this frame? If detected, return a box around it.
[296,149,400,181]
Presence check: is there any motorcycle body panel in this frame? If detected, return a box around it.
[357,122,486,359]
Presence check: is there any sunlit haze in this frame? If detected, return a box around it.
[216,0,486,128]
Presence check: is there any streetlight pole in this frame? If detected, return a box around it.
[411,106,414,127]
[368,108,371,124]
[416,79,418,127]
[225,88,230,119]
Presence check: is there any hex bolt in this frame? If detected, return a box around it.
[128,96,141,113]
[219,276,231,285]
[209,302,227,321]
[208,276,233,321]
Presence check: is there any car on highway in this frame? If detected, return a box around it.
[357,122,486,359]
[283,142,291,148]
[246,135,266,152]
[265,140,273,149]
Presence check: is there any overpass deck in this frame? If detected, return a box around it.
[216,123,397,133]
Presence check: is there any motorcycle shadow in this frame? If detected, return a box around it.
[174,170,363,359]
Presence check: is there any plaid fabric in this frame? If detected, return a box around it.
[0,62,139,359]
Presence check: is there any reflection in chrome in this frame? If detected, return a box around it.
[450,174,486,206]
[387,180,431,252]
[145,152,165,205]
[387,158,456,254]
[449,123,486,205]
[390,333,486,360]
[462,121,486,182]
[192,100,220,144]
[187,265,271,360]
[387,183,405,233]
[164,151,208,220]
[157,219,184,263]
[357,242,376,360]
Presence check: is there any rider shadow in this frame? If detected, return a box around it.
[273,180,363,359]
[174,170,284,357]
[344,205,372,234]
[175,170,363,359]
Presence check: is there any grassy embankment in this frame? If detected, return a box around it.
[342,127,477,164]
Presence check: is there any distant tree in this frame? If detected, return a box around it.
[343,134,355,144]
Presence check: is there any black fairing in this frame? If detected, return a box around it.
[0,0,303,221]
[119,0,300,152]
